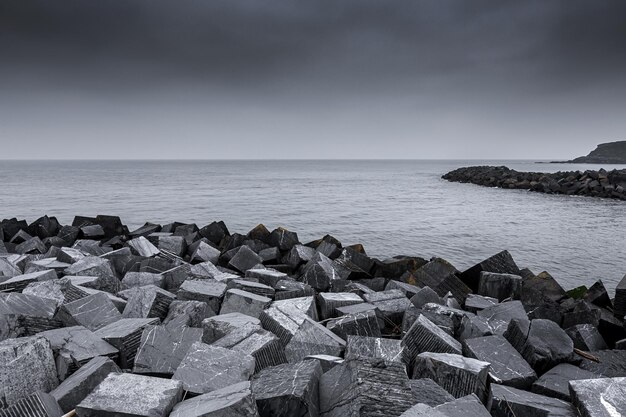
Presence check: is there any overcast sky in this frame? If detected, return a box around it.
[1,1,625,159]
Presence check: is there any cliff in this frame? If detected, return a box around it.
[563,141,626,164]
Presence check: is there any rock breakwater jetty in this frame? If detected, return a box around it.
[1,214,626,416]
[443,166,626,200]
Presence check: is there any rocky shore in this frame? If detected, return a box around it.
[443,166,626,200]
[1,215,626,416]
[553,140,626,164]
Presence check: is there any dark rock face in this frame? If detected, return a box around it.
[459,250,521,293]
[443,165,626,200]
[566,140,626,164]
[133,324,202,376]
[408,378,454,407]
[530,363,598,401]
[488,384,578,417]
[345,335,404,363]
[0,391,63,417]
[569,376,626,417]
[170,381,259,417]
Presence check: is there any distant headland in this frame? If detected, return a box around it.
[550,140,626,164]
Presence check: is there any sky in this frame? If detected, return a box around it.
[1,1,625,159]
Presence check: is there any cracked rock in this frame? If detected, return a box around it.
[326,309,382,340]
[569,376,626,417]
[402,314,462,365]
[133,324,202,376]
[55,292,122,331]
[488,383,578,417]
[170,381,259,417]
[345,335,404,363]
[285,316,346,363]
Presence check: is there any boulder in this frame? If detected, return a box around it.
[303,354,344,372]
[363,289,412,328]
[410,286,444,309]
[284,245,316,269]
[212,323,287,371]
[0,269,57,292]
[0,336,59,407]
[76,372,183,417]
[170,381,259,417]
[0,391,63,417]
[583,279,613,309]
[0,292,61,339]
[202,312,261,344]
[285,316,346,363]
[614,274,626,318]
[408,378,454,407]
[172,342,255,395]
[94,318,160,369]
[327,309,381,339]
[578,350,626,377]
[252,360,322,417]
[246,268,288,287]
[268,227,299,251]
[122,285,175,320]
[433,394,491,417]
[402,314,462,364]
[163,300,214,327]
[565,323,608,351]
[177,279,227,313]
[488,383,578,417]
[477,272,522,301]
[133,324,202,376]
[22,278,90,307]
[220,289,272,318]
[463,335,536,389]
[569,376,626,417]
[274,279,315,300]
[413,352,491,403]
[63,257,119,293]
[55,292,122,331]
[228,245,263,273]
[299,252,341,292]
[127,236,160,257]
[50,356,120,413]
[345,335,404,363]
[531,363,598,401]
[227,279,275,298]
[121,271,164,289]
[504,318,575,374]
[463,294,498,313]
[318,292,363,320]
[459,250,520,292]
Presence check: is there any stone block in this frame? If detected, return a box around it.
[228,245,263,273]
[299,252,341,292]
[127,236,160,257]
[252,360,322,417]
[531,363,598,401]
[212,323,287,371]
[408,378,454,407]
[178,279,227,313]
[76,372,183,417]
[268,227,299,251]
[246,268,288,287]
[22,278,90,307]
[433,394,491,417]
[363,289,412,328]
[0,269,57,292]
[488,383,578,417]
[122,285,175,320]
[345,335,404,363]
[565,323,608,351]
[584,279,613,309]
[318,292,363,320]
[173,342,255,395]
[170,381,259,417]
[284,244,316,269]
[285,316,346,363]
[327,309,382,339]
[385,280,421,299]
[56,292,122,331]
[227,279,275,298]
[0,292,62,339]
[410,286,443,309]
[94,318,160,369]
[133,324,202,376]
[578,350,626,377]
[0,391,63,417]
[459,250,520,292]
[569,376,626,417]
[202,312,261,344]
[121,271,164,289]
[274,279,315,300]
[464,294,498,313]
[304,354,344,372]
[220,289,272,318]
[63,257,119,294]
[477,272,522,301]
[163,300,214,327]
[402,314,462,364]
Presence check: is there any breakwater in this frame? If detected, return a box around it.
[1,215,625,416]
[443,165,626,200]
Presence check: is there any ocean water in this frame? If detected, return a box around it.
[1,159,624,291]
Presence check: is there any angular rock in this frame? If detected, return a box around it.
[476,300,527,324]
[202,312,261,344]
[402,314,462,364]
[0,269,57,292]
[50,356,120,413]
[56,247,87,264]
[252,360,322,417]
[178,279,227,313]
[16,236,47,254]
[385,280,421,299]
[189,240,220,265]
[76,372,183,417]
[274,279,315,300]
[463,335,536,389]
[410,286,443,309]
[0,336,58,407]
[173,342,255,394]
[170,381,259,417]
[284,244,316,269]
[434,394,491,417]
[154,235,186,257]
[246,268,288,287]
[504,318,574,374]
[133,324,202,376]
[561,299,601,329]
[318,292,363,320]
[0,257,21,277]
[259,247,281,264]
[566,323,608,351]
[127,236,160,257]
[320,358,416,417]
[488,383,578,417]
[477,271,522,301]
[121,271,164,289]
[598,308,626,347]
[22,278,90,307]
[578,350,626,377]
[413,352,490,403]
[304,354,344,372]
[220,289,272,318]
[0,292,61,338]
[408,378,454,407]
[523,271,568,304]
[213,323,287,371]
[39,326,118,381]
[63,256,119,293]
[55,292,122,331]
[459,250,521,292]
[198,221,229,245]
[227,279,275,298]
[24,258,70,275]
[299,252,341,292]
[285,316,346,363]
[531,363,598,401]
[0,391,63,417]
[163,300,214,327]
[122,285,175,320]
[569,376,626,417]
[345,335,404,363]
[463,294,498,313]
[258,300,312,345]
[327,309,382,340]
[584,279,613,309]
[227,245,263,273]
[94,318,160,369]
[268,227,299,251]
[363,289,412,328]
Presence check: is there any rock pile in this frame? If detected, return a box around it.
[442,166,626,200]
[1,214,625,416]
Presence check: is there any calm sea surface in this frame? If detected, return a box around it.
[1,160,624,291]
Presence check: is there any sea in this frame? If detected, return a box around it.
[1,159,624,291]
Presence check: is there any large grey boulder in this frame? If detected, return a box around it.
[345,335,404,363]
[578,350,626,377]
[0,269,57,292]
[531,363,598,401]
[22,278,90,307]
[202,312,261,344]
[94,318,160,369]
[477,272,522,301]
[170,381,259,417]
[459,250,520,292]
[178,279,227,313]
[488,383,578,417]
[285,316,346,363]
[212,323,287,371]
[402,314,462,364]
[0,292,61,339]
[133,324,202,376]
[127,236,160,257]
[0,391,63,417]
[299,252,341,292]
[163,300,214,327]
[173,342,255,395]
[220,289,272,318]
[121,285,175,320]
[326,309,381,339]
[363,289,412,326]
[565,323,608,351]
[259,296,317,345]
[55,292,122,331]
[63,257,119,293]
[569,377,626,417]
[318,292,363,320]
[408,378,454,407]
[76,372,183,417]
[251,360,322,417]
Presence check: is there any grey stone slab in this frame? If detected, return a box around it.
[122,285,175,320]
[578,350,626,377]
[121,271,164,289]
[251,360,322,417]
[173,342,255,395]
[0,292,62,338]
[94,318,160,369]
[386,280,421,299]
[326,309,382,339]
[23,278,90,307]
[259,301,310,346]
[273,279,315,300]
[422,303,475,332]
[477,272,522,302]
[569,376,626,417]
[190,240,221,264]
[410,286,444,309]
[476,300,527,328]
[76,372,183,417]
[212,323,287,372]
[0,336,58,407]
[50,356,120,413]
[74,286,127,313]
[219,289,272,318]
[299,252,341,292]
[170,381,259,417]
[402,314,462,364]
[164,300,214,327]
[463,294,498,313]
[0,269,57,292]
[55,292,122,331]
[246,268,288,288]
[178,279,227,313]
[320,358,416,417]
[363,289,412,327]
[318,292,363,320]
[57,247,87,264]
[63,257,119,294]
[488,383,578,417]
[0,391,63,417]
[458,314,506,342]
[202,312,261,344]
[413,352,491,403]
[408,378,454,407]
[284,244,316,269]
[434,394,491,417]
[531,363,599,401]
[504,318,575,374]
[127,236,160,257]
[228,245,263,274]
[463,335,537,389]
[227,279,275,298]
[566,323,608,351]
[285,316,346,363]
[39,326,118,381]
[133,324,202,376]
[345,335,404,363]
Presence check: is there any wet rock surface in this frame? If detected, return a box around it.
[0,216,624,416]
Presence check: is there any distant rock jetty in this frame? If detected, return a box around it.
[443,166,626,200]
[552,140,626,164]
[1,215,626,416]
